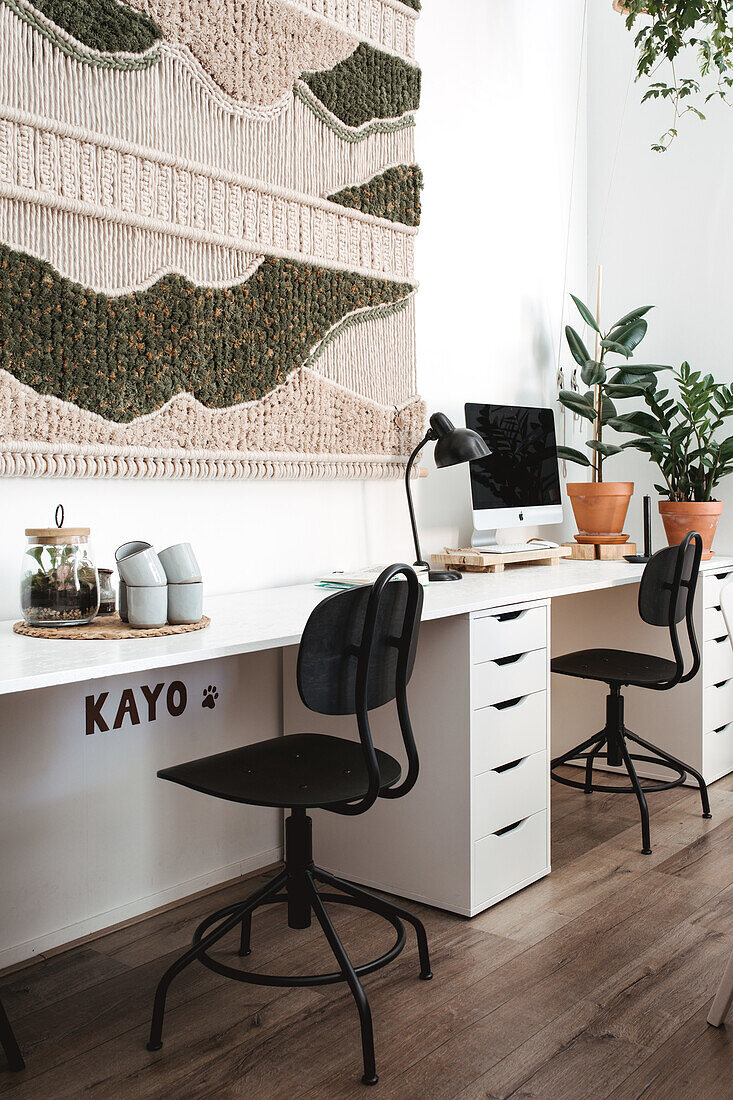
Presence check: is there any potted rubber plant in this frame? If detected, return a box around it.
[557,293,668,543]
[612,361,733,558]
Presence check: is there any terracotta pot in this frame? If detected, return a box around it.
[658,500,723,561]
[566,482,634,542]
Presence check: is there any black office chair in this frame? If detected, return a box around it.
[0,997,24,1072]
[146,564,432,1086]
[551,532,712,855]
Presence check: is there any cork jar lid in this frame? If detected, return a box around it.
[25,505,90,544]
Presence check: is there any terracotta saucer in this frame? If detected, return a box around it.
[574,533,630,545]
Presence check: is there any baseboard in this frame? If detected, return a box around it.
[0,845,283,972]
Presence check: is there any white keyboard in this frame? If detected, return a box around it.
[476,541,559,555]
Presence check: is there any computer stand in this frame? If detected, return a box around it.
[471,528,499,549]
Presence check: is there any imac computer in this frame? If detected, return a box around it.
[464,403,563,549]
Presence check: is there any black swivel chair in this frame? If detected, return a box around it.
[0,997,24,1072]
[146,564,432,1086]
[551,533,712,854]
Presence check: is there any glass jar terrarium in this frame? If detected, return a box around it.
[21,524,100,626]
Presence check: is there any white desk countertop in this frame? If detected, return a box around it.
[1,556,731,697]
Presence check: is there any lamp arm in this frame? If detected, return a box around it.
[405,429,435,570]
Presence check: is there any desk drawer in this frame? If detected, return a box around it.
[704,722,733,781]
[472,750,547,840]
[704,572,733,608]
[705,637,733,686]
[473,810,548,909]
[472,692,547,775]
[472,649,547,709]
[704,606,727,641]
[705,678,733,732]
[471,606,546,664]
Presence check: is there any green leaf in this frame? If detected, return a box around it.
[565,325,592,367]
[610,306,654,329]
[608,318,648,354]
[601,339,632,358]
[570,294,600,332]
[558,390,597,421]
[587,441,623,458]
[556,445,591,467]
[581,360,606,386]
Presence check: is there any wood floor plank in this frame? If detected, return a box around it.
[1,777,732,1098]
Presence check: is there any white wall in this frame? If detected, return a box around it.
[0,1,588,619]
[587,3,733,550]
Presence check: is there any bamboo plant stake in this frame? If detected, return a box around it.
[592,265,603,483]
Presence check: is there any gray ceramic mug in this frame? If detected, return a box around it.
[127,585,168,629]
[115,542,152,623]
[167,581,203,625]
[158,543,202,584]
[118,546,167,587]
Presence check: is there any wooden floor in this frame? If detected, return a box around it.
[2,774,733,1099]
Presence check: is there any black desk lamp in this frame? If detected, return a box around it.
[405,411,491,582]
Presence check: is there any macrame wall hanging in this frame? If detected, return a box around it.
[0,0,424,479]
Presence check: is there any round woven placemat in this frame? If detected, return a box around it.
[13,614,211,640]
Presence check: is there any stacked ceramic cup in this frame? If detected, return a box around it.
[116,542,203,628]
[116,541,168,628]
[158,544,203,624]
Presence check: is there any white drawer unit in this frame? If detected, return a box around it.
[704,721,733,783]
[473,810,549,910]
[472,751,547,840]
[704,571,733,608]
[472,692,547,774]
[704,636,733,687]
[471,648,547,709]
[704,605,727,641]
[471,606,547,663]
[705,678,733,734]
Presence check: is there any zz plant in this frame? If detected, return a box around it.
[612,361,733,500]
[619,1,733,151]
[557,293,669,481]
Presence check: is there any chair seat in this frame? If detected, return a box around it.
[157,733,402,809]
[551,648,678,686]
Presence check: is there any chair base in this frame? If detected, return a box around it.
[146,809,432,1086]
[551,684,711,855]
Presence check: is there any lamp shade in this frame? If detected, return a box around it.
[429,412,490,469]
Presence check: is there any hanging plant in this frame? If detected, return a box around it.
[616,0,733,151]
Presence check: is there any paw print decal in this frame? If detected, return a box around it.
[202,686,219,710]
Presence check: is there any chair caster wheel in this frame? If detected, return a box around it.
[703,813,713,819]
[147,1041,163,1052]
[420,971,433,981]
[642,848,652,855]
[362,1074,379,1086]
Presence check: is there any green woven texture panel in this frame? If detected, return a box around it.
[302,43,420,127]
[0,245,411,422]
[30,0,161,53]
[400,0,420,9]
[329,165,423,226]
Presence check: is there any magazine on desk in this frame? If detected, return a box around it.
[316,565,429,590]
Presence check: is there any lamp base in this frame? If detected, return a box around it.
[428,569,463,582]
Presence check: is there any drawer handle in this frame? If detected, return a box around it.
[714,679,732,690]
[492,696,524,711]
[494,818,528,837]
[494,610,527,623]
[714,724,731,734]
[493,653,524,666]
[493,757,526,774]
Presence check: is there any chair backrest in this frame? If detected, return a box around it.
[637,531,703,688]
[297,564,423,815]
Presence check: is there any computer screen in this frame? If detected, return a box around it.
[464,403,562,512]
